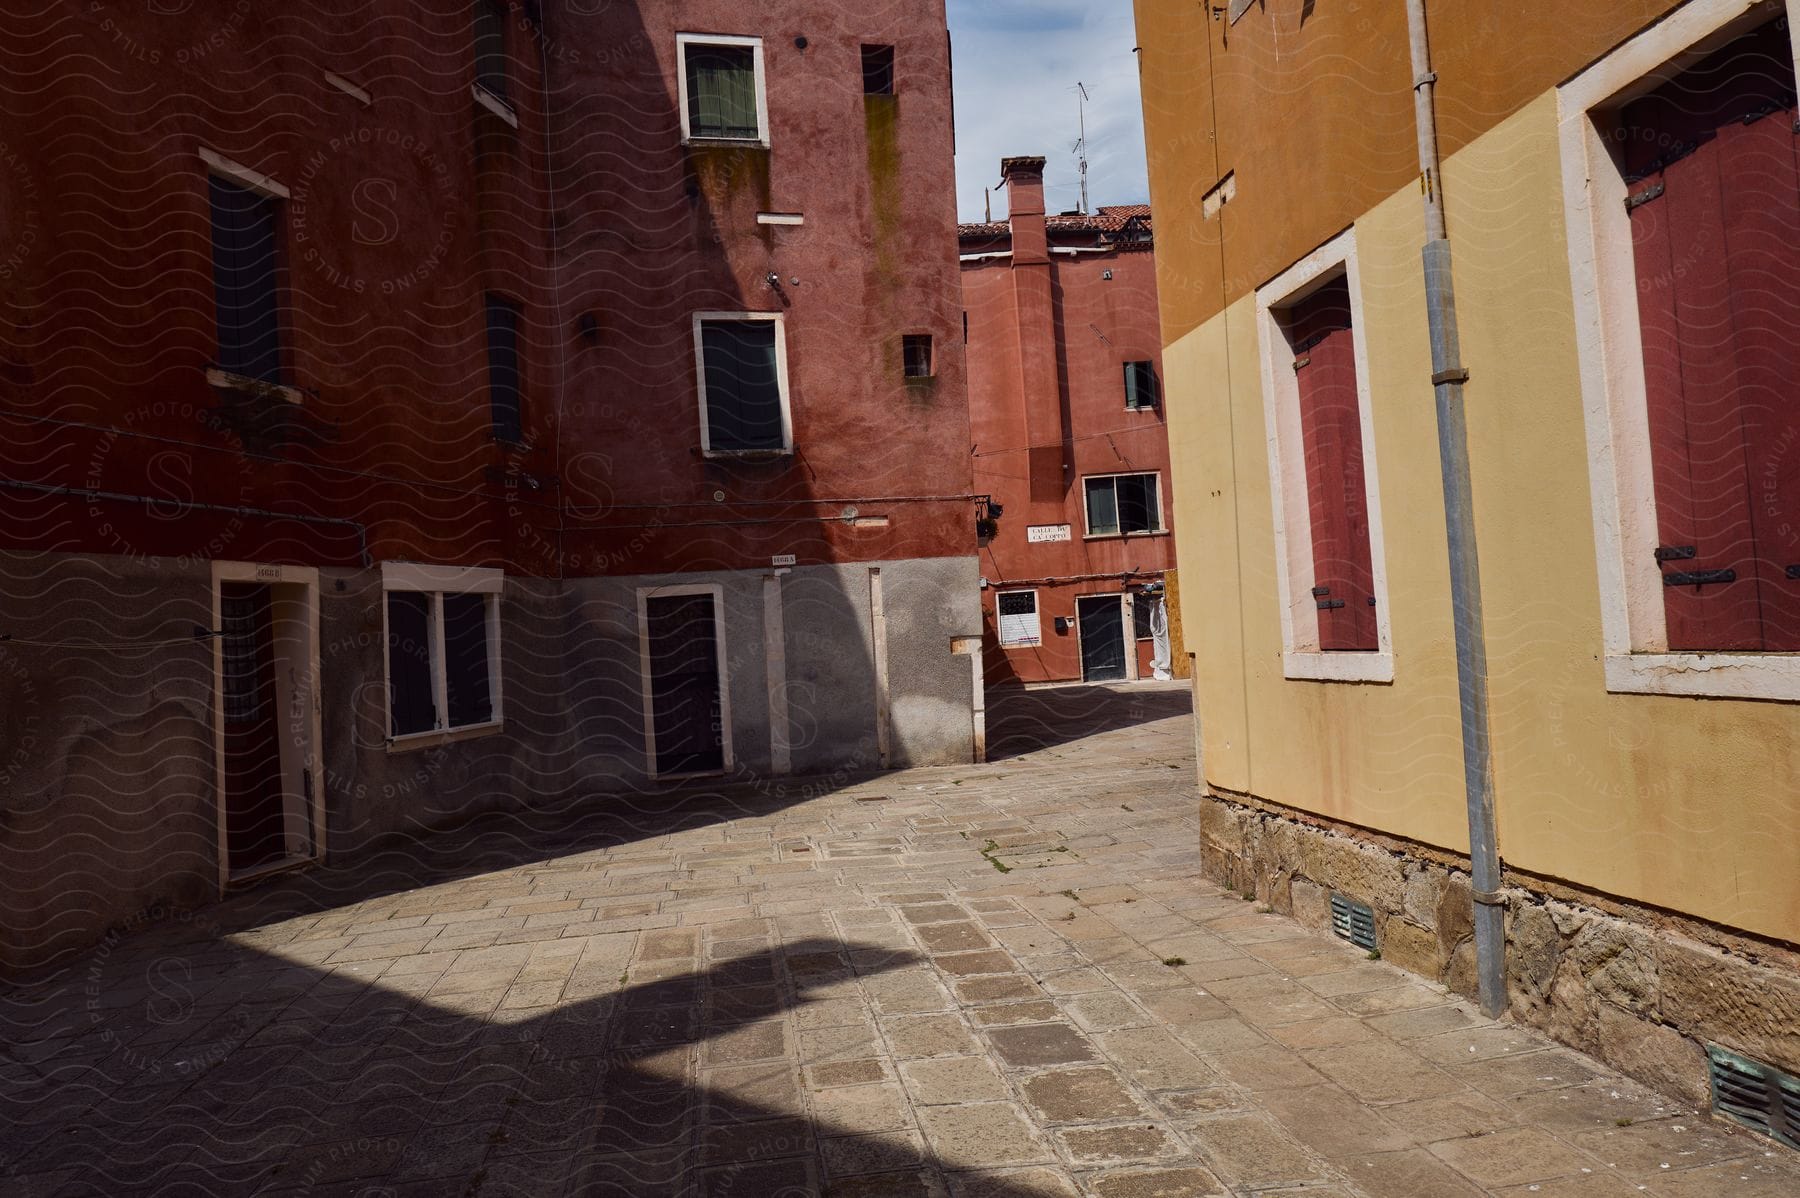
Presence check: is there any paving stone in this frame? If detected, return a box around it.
[986,1022,1098,1068]
[810,1082,912,1135]
[954,975,1044,1004]
[915,922,995,953]
[885,1013,979,1059]
[1021,1066,1146,1123]
[809,1058,891,1088]
[933,950,1018,977]
[918,1101,1053,1167]
[948,1167,1082,1197]
[821,1129,927,1177]
[1089,1165,1229,1197]
[972,1000,1061,1027]
[899,1054,1011,1105]
[1055,1122,1181,1164]
[1427,1125,1603,1187]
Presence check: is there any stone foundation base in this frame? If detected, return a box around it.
[1198,789,1800,1109]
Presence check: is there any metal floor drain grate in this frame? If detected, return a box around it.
[1330,894,1378,951]
[1708,1045,1800,1149]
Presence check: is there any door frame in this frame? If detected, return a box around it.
[636,582,733,779]
[1074,592,1132,683]
[211,561,324,890]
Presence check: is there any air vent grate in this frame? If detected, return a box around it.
[1329,894,1377,951]
[1707,1044,1800,1149]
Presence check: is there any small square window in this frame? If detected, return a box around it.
[862,44,895,96]
[680,36,766,143]
[485,294,523,443]
[903,334,933,379]
[1124,360,1158,410]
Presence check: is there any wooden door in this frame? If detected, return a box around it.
[646,593,725,775]
[1077,595,1127,682]
[220,583,286,872]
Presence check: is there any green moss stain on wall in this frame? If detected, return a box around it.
[865,94,905,382]
[686,146,772,211]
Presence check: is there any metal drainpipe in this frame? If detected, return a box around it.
[1403,0,1506,1018]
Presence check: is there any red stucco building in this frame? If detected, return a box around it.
[961,157,1179,686]
[0,0,977,971]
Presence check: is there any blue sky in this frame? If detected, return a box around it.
[945,0,1149,222]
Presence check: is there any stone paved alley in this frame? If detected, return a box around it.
[2,682,1796,1197]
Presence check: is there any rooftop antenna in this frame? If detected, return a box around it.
[1073,81,1091,214]
[984,186,991,223]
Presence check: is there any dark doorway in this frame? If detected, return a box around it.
[219,583,287,873]
[1076,594,1127,682]
[645,591,726,775]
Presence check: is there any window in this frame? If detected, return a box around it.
[694,312,791,455]
[677,35,767,144]
[1289,275,1377,653]
[862,44,895,95]
[485,294,522,442]
[1133,592,1157,641]
[1619,20,1797,654]
[996,591,1040,647]
[473,0,508,102]
[1084,472,1162,537]
[903,334,933,379]
[639,587,729,776]
[381,564,503,744]
[1255,228,1392,682]
[1124,360,1158,410]
[209,176,283,384]
[1560,1,1800,699]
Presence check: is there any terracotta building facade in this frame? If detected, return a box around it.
[1135,0,1800,1123]
[0,0,977,971]
[961,158,1181,688]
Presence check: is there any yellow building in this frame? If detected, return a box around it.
[1136,0,1800,1118]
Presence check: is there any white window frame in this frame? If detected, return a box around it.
[1081,470,1167,539]
[1558,0,1800,702]
[693,310,794,457]
[1255,227,1394,684]
[379,562,504,751]
[996,589,1041,648]
[676,33,770,147]
[636,582,734,779]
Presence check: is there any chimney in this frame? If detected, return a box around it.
[999,156,1064,509]
[1001,156,1049,266]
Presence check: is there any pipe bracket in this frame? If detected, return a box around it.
[1432,367,1471,386]
[1471,888,1508,908]
[1413,70,1438,91]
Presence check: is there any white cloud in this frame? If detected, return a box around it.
[946,0,1148,222]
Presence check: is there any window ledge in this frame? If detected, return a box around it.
[1603,653,1800,702]
[684,136,770,149]
[1000,641,1042,650]
[472,83,518,128]
[387,720,504,754]
[702,447,793,461]
[1082,530,1170,542]
[1282,651,1394,684]
[206,368,305,405]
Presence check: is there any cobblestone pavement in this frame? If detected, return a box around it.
[4,681,1797,1196]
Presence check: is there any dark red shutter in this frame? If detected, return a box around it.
[1291,276,1378,652]
[1622,20,1798,651]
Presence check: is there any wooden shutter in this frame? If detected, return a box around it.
[701,319,784,451]
[442,593,492,728]
[385,591,436,736]
[1622,20,1799,650]
[209,177,282,384]
[1289,276,1377,652]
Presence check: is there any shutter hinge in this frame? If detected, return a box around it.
[1664,568,1736,587]
[1786,564,1800,579]
[1654,545,1697,562]
[1311,586,1331,597]
[1316,598,1346,610]
[1626,180,1665,211]
[1292,355,1311,371]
